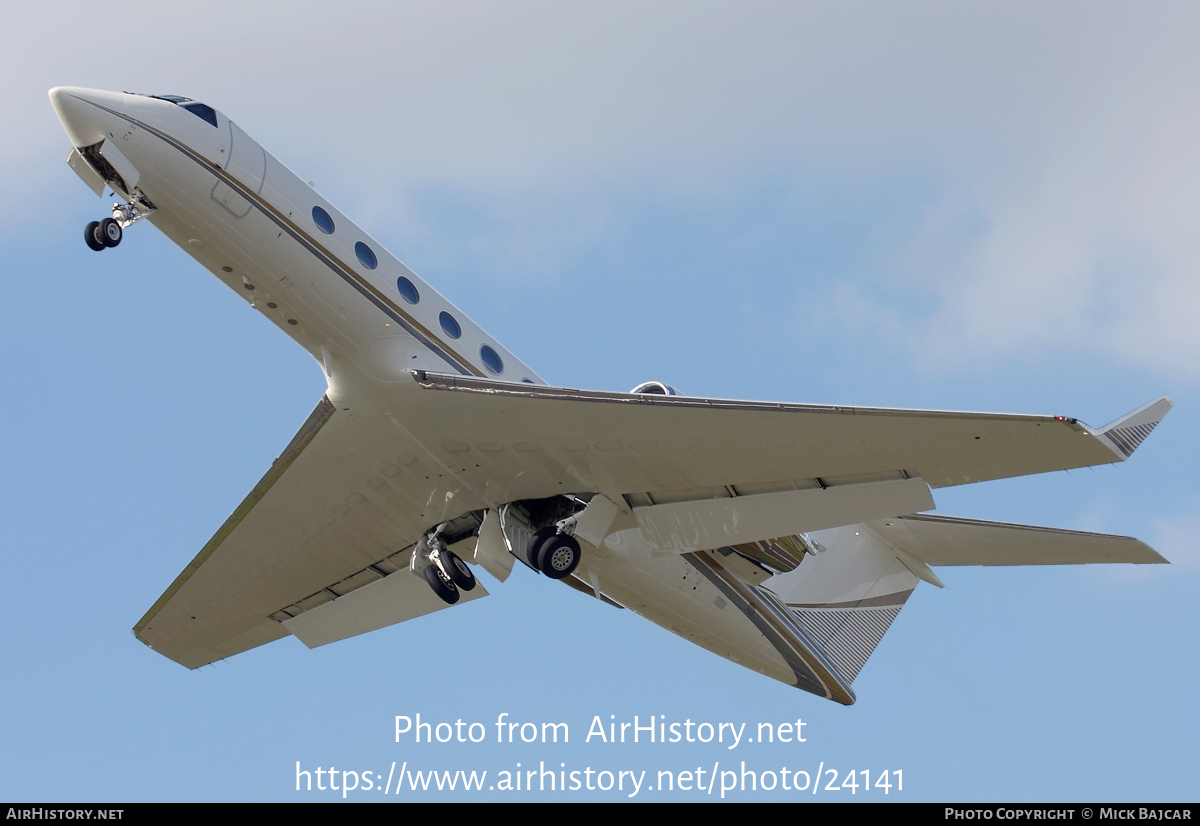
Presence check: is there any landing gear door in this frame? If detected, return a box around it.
[474,509,515,582]
[66,147,105,196]
[98,139,140,192]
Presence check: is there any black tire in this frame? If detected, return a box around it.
[99,217,122,248]
[84,221,106,251]
[440,550,476,592]
[538,534,581,580]
[423,563,459,604]
[526,526,558,570]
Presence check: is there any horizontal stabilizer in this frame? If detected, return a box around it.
[865,514,1167,566]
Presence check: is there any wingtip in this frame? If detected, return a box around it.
[1095,395,1174,459]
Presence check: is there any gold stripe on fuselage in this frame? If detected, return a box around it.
[84,97,484,378]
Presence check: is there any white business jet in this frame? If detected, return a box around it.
[50,87,1171,705]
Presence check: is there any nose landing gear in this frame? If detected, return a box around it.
[84,221,107,251]
[82,191,155,252]
[84,218,122,250]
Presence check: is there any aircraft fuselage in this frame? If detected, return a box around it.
[51,87,844,699]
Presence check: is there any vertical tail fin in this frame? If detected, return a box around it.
[761,525,920,685]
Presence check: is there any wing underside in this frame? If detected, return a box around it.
[406,373,1169,498]
[866,513,1166,566]
[134,396,493,668]
[135,375,1169,669]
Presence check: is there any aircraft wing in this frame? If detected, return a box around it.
[407,372,1170,495]
[136,375,1169,669]
[134,397,491,669]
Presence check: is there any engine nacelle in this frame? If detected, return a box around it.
[629,380,683,396]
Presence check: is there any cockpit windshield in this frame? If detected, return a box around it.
[141,94,219,128]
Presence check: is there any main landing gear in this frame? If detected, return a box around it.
[411,525,478,605]
[83,191,155,252]
[526,525,582,580]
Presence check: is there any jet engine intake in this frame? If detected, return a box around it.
[630,381,683,396]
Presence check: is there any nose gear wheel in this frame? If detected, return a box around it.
[84,221,106,251]
[81,190,155,251]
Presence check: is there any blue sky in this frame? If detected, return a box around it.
[3,2,1197,801]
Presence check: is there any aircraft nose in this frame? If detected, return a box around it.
[49,87,125,147]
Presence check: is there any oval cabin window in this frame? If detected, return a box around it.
[396,276,420,304]
[355,241,377,270]
[312,206,335,235]
[439,312,462,339]
[480,345,504,375]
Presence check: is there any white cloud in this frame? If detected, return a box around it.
[19,1,1200,379]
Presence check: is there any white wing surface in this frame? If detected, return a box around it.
[407,373,1169,495]
[865,514,1166,566]
[134,397,492,669]
[136,374,1169,668]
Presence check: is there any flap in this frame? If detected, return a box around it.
[635,477,934,552]
[284,566,488,649]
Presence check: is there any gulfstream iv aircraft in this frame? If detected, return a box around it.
[51,87,1171,705]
